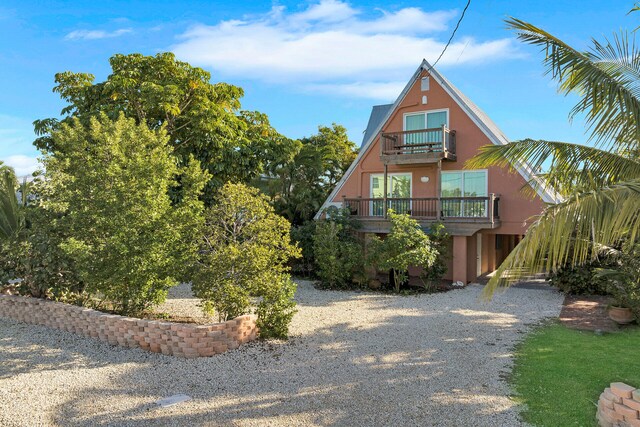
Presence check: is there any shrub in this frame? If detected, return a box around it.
[548,261,611,295]
[40,114,207,316]
[596,244,640,317]
[192,183,300,339]
[313,207,364,289]
[367,211,439,293]
[290,220,316,277]
[255,275,298,339]
[0,169,84,300]
[0,205,85,301]
[421,222,450,290]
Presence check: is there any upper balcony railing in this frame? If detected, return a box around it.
[343,194,500,224]
[380,125,456,164]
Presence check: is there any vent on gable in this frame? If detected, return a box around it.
[421,77,430,91]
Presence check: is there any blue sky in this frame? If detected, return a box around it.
[0,0,634,176]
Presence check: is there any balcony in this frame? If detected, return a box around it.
[380,126,456,165]
[342,195,500,235]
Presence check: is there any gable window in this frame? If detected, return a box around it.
[404,110,448,145]
[370,173,412,216]
[441,170,487,217]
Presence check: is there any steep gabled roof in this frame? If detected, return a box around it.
[361,104,393,148]
[314,60,560,219]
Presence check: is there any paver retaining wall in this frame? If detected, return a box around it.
[598,382,640,427]
[0,294,258,358]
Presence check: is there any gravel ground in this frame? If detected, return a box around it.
[0,280,562,427]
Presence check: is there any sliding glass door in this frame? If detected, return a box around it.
[441,170,487,217]
[370,173,412,216]
[404,110,448,147]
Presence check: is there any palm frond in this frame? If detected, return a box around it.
[467,139,640,195]
[507,18,640,147]
[483,179,640,296]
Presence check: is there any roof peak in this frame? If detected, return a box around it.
[314,59,560,218]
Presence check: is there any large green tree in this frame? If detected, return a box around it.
[34,52,291,204]
[261,124,358,225]
[467,17,640,294]
[41,114,207,315]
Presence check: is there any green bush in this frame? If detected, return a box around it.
[40,114,207,316]
[192,183,300,339]
[255,276,298,339]
[596,244,640,316]
[548,261,611,295]
[421,222,450,290]
[367,211,439,293]
[0,165,86,301]
[290,220,316,277]
[0,206,85,301]
[313,207,364,289]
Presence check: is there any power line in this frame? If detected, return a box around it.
[427,0,472,71]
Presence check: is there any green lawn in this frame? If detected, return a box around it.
[512,322,640,426]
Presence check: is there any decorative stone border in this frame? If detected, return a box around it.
[598,382,640,427]
[0,294,258,358]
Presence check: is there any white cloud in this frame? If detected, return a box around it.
[352,8,457,34]
[65,28,132,41]
[4,155,39,177]
[171,0,520,100]
[305,81,406,100]
[290,0,358,24]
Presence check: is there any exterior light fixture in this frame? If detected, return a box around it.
[420,176,429,183]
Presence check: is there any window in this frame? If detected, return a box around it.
[404,110,448,146]
[370,173,412,216]
[441,170,488,217]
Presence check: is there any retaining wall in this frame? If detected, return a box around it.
[0,294,258,358]
[598,382,640,427]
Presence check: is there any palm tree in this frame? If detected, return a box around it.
[0,161,23,240]
[467,18,640,295]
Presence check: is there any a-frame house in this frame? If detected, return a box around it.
[316,60,558,284]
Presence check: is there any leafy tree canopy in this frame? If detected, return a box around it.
[260,124,358,225]
[34,52,291,204]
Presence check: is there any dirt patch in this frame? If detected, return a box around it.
[559,295,619,332]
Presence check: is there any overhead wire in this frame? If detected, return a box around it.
[425,0,472,72]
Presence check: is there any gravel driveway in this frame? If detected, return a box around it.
[0,280,562,427]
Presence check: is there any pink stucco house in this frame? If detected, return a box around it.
[315,60,558,284]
